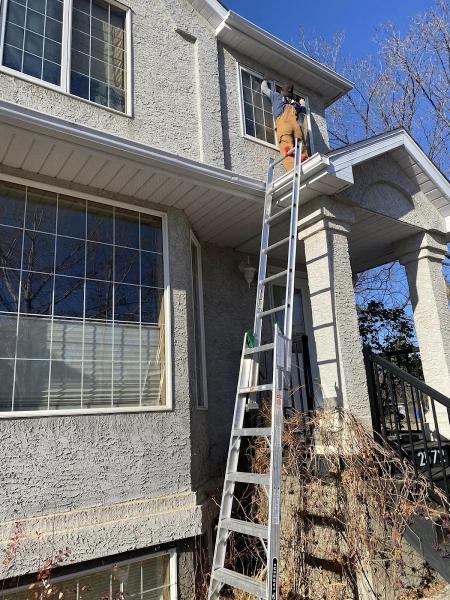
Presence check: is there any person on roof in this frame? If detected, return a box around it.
[261,79,309,171]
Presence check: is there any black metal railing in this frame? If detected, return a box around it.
[364,348,450,502]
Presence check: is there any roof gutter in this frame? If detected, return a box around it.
[216,11,353,106]
[0,100,265,200]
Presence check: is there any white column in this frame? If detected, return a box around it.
[298,197,372,429]
[397,233,450,437]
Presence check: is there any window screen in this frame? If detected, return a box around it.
[2,0,63,85]
[0,181,166,413]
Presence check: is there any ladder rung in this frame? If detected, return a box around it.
[233,427,271,437]
[257,305,286,318]
[220,518,268,540]
[265,204,291,223]
[274,191,292,205]
[239,384,273,394]
[261,269,288,284]
[263,236,291,254]
[212,567,266,598]
[243,342,274,355]
[226,472,270,486]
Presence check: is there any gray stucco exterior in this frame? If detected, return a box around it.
[0,0,448,597]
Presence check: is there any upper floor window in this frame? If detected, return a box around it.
[0,0,130,113]
[0,180,169,415]
[238,65,312,154]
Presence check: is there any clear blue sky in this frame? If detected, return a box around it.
[224,0,434,58]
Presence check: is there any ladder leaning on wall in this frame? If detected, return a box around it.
[208,139,303,600]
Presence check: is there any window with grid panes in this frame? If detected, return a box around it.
[240,69,276,145]
[0,0,129,113]
[239,67,311,153]
[0,181,167,413]
[0,552,174,600]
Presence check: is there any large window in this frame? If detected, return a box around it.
[0,0,130,113]
[238,66,311,153]
[0,180,169,414]
[0,551,176,600]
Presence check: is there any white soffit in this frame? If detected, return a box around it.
[0,101,349,249]
[328,129,450,234]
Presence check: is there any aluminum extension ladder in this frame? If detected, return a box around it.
[208,139,303,599]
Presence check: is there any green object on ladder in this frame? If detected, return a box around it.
[245,331,256,348]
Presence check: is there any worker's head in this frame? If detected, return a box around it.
[281,83,294,99]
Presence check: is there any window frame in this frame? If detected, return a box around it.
[237,63,314,154]
[0,0,133,116]
[190,231,208,410]
[0,549,178,600]
[0,172,173,418]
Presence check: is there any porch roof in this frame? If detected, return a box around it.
[327,129,450,236]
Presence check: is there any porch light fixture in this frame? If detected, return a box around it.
[238,256,257,287]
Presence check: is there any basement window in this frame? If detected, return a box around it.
[0,551,177,600]
[238,65,312,154]
[0,0,131,114]
[0,180,170,415]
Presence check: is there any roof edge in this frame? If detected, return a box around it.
[186,0,353,105]
[218,11,353,106]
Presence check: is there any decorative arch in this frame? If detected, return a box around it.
[362,181,415,220]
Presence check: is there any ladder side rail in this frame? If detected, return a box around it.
[253,158,275,347]
[283,139,302,350]
[208,336,255,600]
[266,326,286,600]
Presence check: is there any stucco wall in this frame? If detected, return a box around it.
[341,155,447,233]
[0,0,330,179]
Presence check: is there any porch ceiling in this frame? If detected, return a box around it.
[235,205,422,273]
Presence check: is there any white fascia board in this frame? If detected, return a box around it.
[0,100,265,200]
[215,11,353,107]
[188,0,228,28]
[328,129,407,170]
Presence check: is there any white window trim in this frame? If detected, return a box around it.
[0,172,173,418]
[0,0,133,117]
[0,549,178,599]
[190,231,208,410]
[237,63,314,154]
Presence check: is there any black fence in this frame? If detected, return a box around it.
[364,348,450,503]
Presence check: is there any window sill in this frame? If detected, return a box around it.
[242,132,278,151]
[0,66,133,119]
[0,406,172,419]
